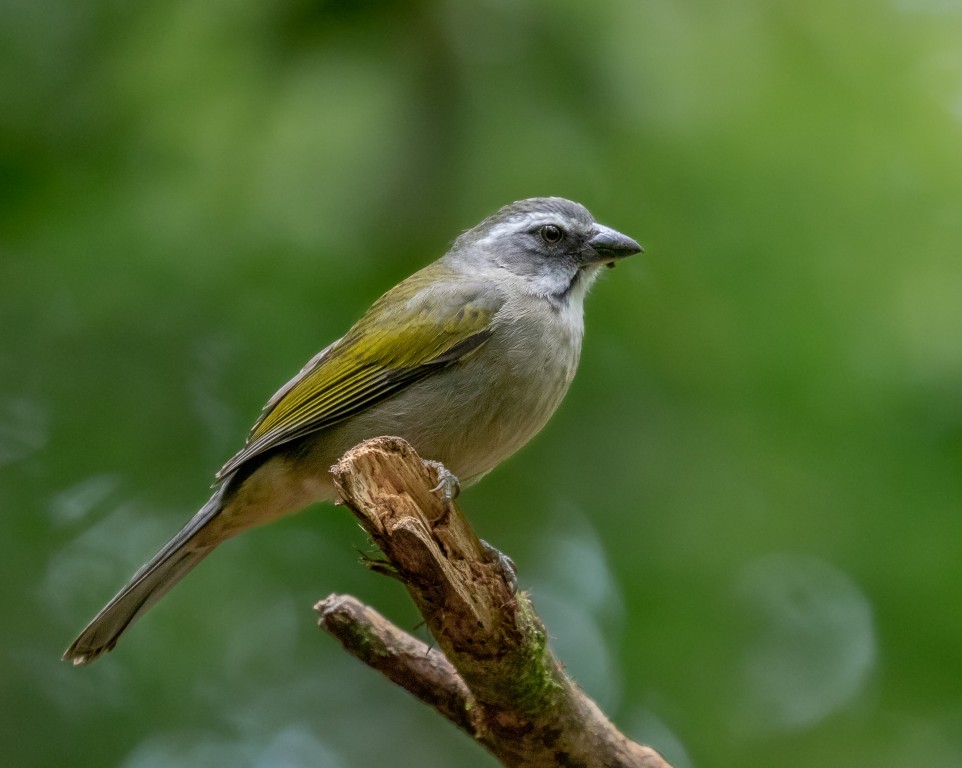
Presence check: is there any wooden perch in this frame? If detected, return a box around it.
[316,436,672,768]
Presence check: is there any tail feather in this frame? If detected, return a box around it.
[64,490,226,665]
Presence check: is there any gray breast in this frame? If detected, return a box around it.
[320,298,584,485]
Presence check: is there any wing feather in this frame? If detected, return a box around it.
[216,270,502,481]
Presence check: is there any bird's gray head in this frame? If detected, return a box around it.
[449,197,642,302]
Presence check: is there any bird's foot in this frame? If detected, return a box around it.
[425,461,461,502]
[481,539,519,593]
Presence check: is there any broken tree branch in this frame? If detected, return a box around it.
[316,436,672,768]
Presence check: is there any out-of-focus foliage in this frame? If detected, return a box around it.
[3,0,961,766]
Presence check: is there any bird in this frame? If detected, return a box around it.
[64,196,642,665]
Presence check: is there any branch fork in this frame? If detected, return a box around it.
[316,436,671,768]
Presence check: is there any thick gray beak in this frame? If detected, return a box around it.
[583,224,643,266]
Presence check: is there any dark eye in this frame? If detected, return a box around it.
[540,224,564,244]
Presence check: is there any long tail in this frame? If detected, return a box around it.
[63,488,227,665]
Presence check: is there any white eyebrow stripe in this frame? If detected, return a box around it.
[476,215,566,246]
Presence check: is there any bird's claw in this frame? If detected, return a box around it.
[425,461,461,502]
[481,539,519,593]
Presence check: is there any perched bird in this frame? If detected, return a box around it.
[64,197,642,665]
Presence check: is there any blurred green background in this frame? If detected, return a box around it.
[3,0,962,766]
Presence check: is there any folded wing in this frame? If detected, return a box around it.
[216,270,503,481]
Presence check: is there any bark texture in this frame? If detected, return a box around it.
[317,436,672,768]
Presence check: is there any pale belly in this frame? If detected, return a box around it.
[214,301,584,539]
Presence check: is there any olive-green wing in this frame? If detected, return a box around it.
[215,272,502,481]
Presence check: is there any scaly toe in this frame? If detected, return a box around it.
[424,461,461,502]
[480,539,519,593]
